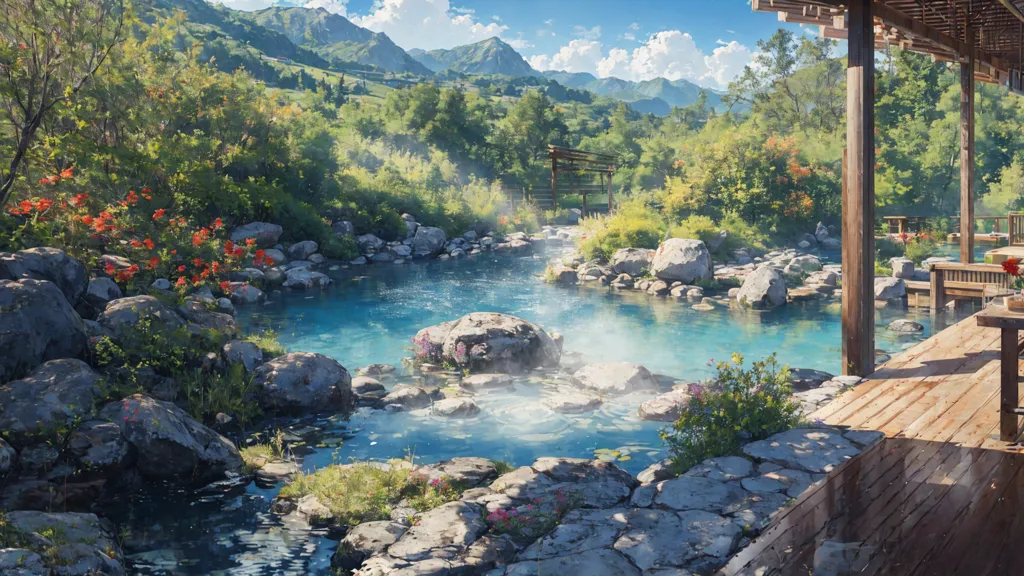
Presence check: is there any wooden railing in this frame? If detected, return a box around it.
[950,215,1009,234]
[1010,213,1024,245]
[930,262,1010,309]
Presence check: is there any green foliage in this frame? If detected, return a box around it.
[244,330,287,359]
[321,235,359,260]
[578,198,665,261]
[490,460,515,476]
[661,353,799,473]
[240,430,286,473]
[903,235,939,265]
[181,365,262,428]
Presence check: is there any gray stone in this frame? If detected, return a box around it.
[177,298,238,335]
[222,340,263,372]
[461,373,514,390]
[843,429,884,448]
[789,255,823,272]
[613,508,696,569]
[683,456,754,482]
[0,548,46,575]
[490,466,556,500]
[888,319,924,333]
[67,420,132,477]
[567,208,583,225]
[651,239,712,284]
[417,457,498,487]
[352,376,385,394]
[0,247,87,306]
[263,248,288,265]
[97,295,185,338]
[229,283,266,304]
[432,397,480,418]
[382,386,433,411]
[548,265,578,284]
[288,241,318,261]
[653,476,747,513]
[789,368,835,390]
[350,256,368,266]
[151,278,171,290]
[737,266,787,309]
[332,220,355,237]
[611,248,654,277]
[99,394,241,482]
[637,459,675,485]
[230,222,282,248]
[251,352,352,413]
[282,267,331,289]
[506,548,640,576]
[638,389,690,422]
[357,234,385,253]
[414,313,560,373]
[0,437,15,477]
[0,279,88,383]
[358,364,397,377]
[874,277,907,300]
[543,393,603,413]
[647,280,670,295]
[4,511,124,575]
[332,521,407,570]
[890,257,914,279]
[82,277,123,313]
[0,359,103,447]
[571,362,658,395]
[520,507,629,560]
[742,428,862,473]
[387,501,487,561]
[411,226,447,258]
[815,222,829,242]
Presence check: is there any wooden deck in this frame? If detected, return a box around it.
[721,313,1024,575]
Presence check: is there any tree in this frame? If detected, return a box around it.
[0,0,126,206]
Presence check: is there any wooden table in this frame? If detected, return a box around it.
[977,304,1024,441]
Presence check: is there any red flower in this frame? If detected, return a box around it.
[38,175,58,185]
[143,238,154,250]
[105,262,116,275]
[233,247,243,258]
[146,256,160,270]
[35,198,53,212]
[171,250,177,255]
[193,257,204,268]
[126,190,139,205]
[177,265,186,273]
[1003,258,1021,277]
[71,193,89,207]
[211,261,222,273]
[152,209,166,220]
[130,239,143,248]
[223,240,235,256]
[176,277,187,287]
[219,280,231,292]
[59,166,74,180]
[191,275,201,285]
[80,215,94,225]
[213,218,224,229]
[245,238,256,247]
[18,200,33,214]
[265,257,275,267]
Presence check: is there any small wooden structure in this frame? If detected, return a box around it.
[754,0,1024,376]
[1010,213,1024,245]
[547,146,617,215]
[929,262,1011,309]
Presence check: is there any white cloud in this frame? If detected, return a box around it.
[531,30,754,89]
[620,32,636,42]
[572,25,602,40]
[544,19,554,26]
[528,39,603,75]
[506,34,533,50]
[304,0,348,15]
[351,0,508,50]
[628,22,640,31]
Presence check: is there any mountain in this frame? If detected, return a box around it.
[410,37,538,77]
[541,70,726,114]
[242,7,432,75]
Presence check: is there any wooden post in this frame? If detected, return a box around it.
[1000,327,1019,441]
[550,157,558,210]
[961,28,976,263]
[842,0,876,377]
[607,170,614,214]
[930,265,946,311]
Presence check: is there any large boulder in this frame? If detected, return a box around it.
[357,234,384,253]
[80,277,123,317]
[282,267,331,290]
[177,298,238,335]
[611,248,654,277]
[736,266,787,309]
[98,295,186,336]
[0,359,104,448]
[386,500,488,562]
[251,352,353,413]
[411,226,447,258]
[638,389,691,422]
[332,521,407,570]
[413,313,560,373]
[222,340,264,373]
[571,362,658,395]
[890,257,914,279]
[230,222,282,248]
[99,394,241,482]
[0,247,88,306]
[650,239,712,283]
[0,279,87,383]
[332,220,356,237]
[874,277,907,300]
[4,511,125,575]
[288,240,319,261]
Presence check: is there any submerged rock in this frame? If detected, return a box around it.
[543,393,603,413]
[460,373,514,390]
[251,352,353,413]
[571,362,658,395]
[381,385,433,411]
[413,312,560,373]
[432,397,480,418]
[888,319,924,333]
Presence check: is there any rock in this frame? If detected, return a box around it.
[890,257,914,279]
[797,240,811,249]
[332,521,407,570]
[413,313,560,373]
[741,467,814,498]
[518,507,628,561]
[0,247,87,306]
[263,248,288,265]
[351,376,385,394]
[460,373,514,390]
[650,239,712,284]
[736,266,787,309]
[371,251,395,263]
[706,229,729,251]
[647,280,670,295]
[296,494,332,526]
[820,237,841,250]
[0,437,15,477]
[99,295,185,336]
[548,265,578,284]
[99,394,241,482]
[0,548,47,575]
[638,389,691,421]
[217,297,234,314]
[230,283,266,304]
[653,475,748,513]
[282,267,331,289]
[615,508,732,569]
[381,386,433,411]
[0,359,103,447]
[637,460,675,485]
[4,511,124,575]
[571,362,658,395]
[417,457,499,487]
[387,501,488,562]
[81,277,123,315]
[815,222,829,242]
[874,277,906,300]
[391,244,413,259]
[789,255,822,272]
[251,352,352,413]
[264,267,286,286]
[67,420,132,477]
[567,208,583,225]
[611,248,654,277]
[358,364,397,377]
[682,456,754,481]
[230,222,282,248]
[805,270,838,287]
[411,226,447,258]
[150,278,171,290]
[222,340,263,372]
[543,393,603,413]
[350,256,368,265]
[888,319,924,333]
[742,428,861,473]
[505,548,640,576]
[432,397,480,418]
[177,298,238,335]
[0,279,87,383]
[231,268,265,283]
[357,234,385,253]
[332,220,355,237]
[610,273,634,289]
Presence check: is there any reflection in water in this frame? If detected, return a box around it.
[113,248,974,574]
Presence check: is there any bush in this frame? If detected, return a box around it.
[904,235,938,265]
[321,235,359,260]
[669,213,766,255]
[578,198,665,260]
[661,353,799,473]
[875,236,905,262]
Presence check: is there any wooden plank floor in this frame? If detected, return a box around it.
[720,313,1024,576]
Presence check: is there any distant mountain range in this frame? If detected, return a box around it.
[409,37,538,77]
[541,71,728,113]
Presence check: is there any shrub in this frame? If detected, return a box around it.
[321,235,359,260]
[661,353,799,473]
[876,236,905,262]
[903,235,938,265]
[669,212,766,255]
[578,198,664,260]
[240,430,286,473]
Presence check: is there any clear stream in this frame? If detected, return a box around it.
[110,246,973,575]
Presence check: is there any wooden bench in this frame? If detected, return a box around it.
[930,262,1010,309]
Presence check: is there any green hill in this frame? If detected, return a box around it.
[410,37,538,77]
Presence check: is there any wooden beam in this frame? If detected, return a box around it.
[962,28,977,263]
[843,0,876,377]
[606,171,614,214]
[550,157,558,209]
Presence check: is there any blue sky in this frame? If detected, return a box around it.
[215,0,810,89]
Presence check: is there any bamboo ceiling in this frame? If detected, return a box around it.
[753,0,1024,92]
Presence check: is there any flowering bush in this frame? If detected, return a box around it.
[661,353,799,473]
[486,488,582,541]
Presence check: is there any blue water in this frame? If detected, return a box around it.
[113,245,973,575]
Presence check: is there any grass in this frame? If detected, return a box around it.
[278,461,464,525]
[240,430,286,473]
[491,460,515,476]
[244,329,287,359]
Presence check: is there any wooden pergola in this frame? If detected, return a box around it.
[754,0,1024,376]
[548,146,617,214]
